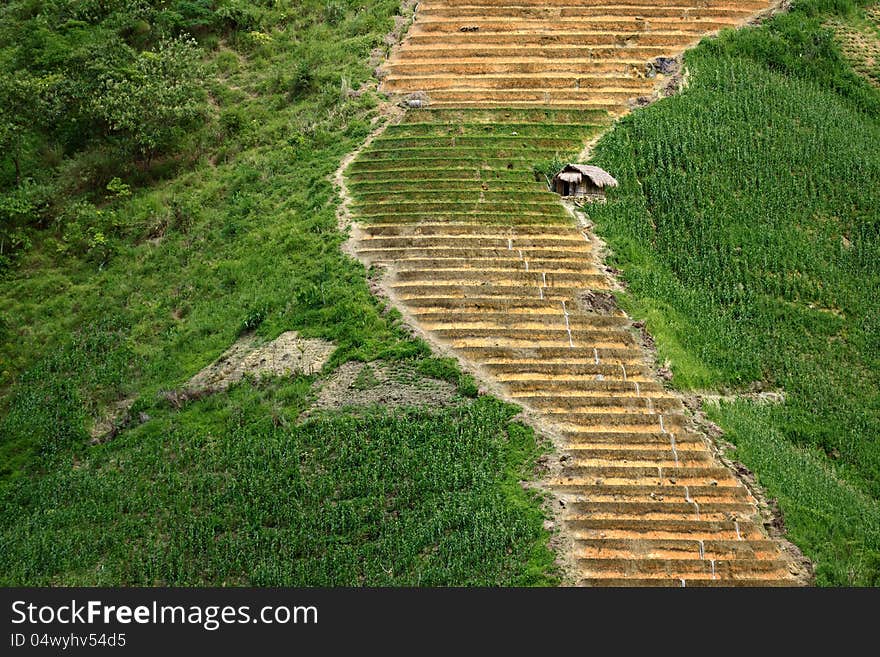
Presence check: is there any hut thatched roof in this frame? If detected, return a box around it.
[554,164,618,189]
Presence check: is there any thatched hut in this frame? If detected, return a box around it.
[552,164,618,200]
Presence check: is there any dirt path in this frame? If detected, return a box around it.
[339,0,809,586]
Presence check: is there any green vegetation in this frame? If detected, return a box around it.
[589,0,880,585]
[0,0,423,480]
[347,108,606,227]
[0,2,556,585]
[1,380,555,586]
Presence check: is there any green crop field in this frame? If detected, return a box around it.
[588,1,880,585]
[0,1,557,586]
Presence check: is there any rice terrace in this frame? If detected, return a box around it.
[1,0,879,589]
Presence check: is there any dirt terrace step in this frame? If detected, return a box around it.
[416,6,760,20]
[425,101,628,112]
[394,258,598,273]
[545,407,683,423]
[490,349,643,364]
[393,258,588,272]
[359,249,583,263]
[455,344,643,360]
[358,235,591,248]
[401,31,702,47]
[485,358,652,373]
[352,187,558,199]
[418,0,767,8]
[561,441,703,454]
[386,120,606,133]
[559,454,710,470]
[417,314,627,332]
[353,192,558,204]
[559,433,697,451]
[507,379,664,395]
[559,464,734,481]
[357,247,584,261]
[396,260,600,278]
[416,310,625,326]
[558,430,702,446]
[560,454,712,472]
[575,538,780,560]
[404,298,599,312]
[348,173,546,187]
[566,518,765,541]
[353,203,566,217]
[356,212,567,223]
[359,245,590,257]
[396,107,610,121]
[390,45,689,61]
[360,224,576,237]
[564,428,689,444]
[412,19,738,33]
[497,372,656,387]
[383,74,652,91]
[353,214,573,227]
[578,577,793,587]
[429,327,632,343]
[519,394,681,412]
[550,483,752,502]
[420,88,644,102]
[564,500,753,518]
[575,557,790,578]
[392,271,607,288]
[553,476,740,490]
[506,380,665,398]
[554,409,685,426]
[407,300,611,315]
[393,285,589,302]
[385,59,650,75]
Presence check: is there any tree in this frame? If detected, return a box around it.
[94,37,203,166]
[0,72,53,184]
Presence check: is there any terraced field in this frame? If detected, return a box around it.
[382,0,775,112]
[345,1,805,585]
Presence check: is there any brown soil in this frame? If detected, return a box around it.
[187,331,336,392]
[302,361,458,419]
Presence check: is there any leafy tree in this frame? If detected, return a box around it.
[0,72,53,184]
[94,37,203,166]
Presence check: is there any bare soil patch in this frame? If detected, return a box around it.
[302,361,458,419]
[188,331,336,393]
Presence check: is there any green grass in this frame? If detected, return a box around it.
[0,1,426,453]
[0,382,556,586]
[0,1,558,586]
[588,3,880,585]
